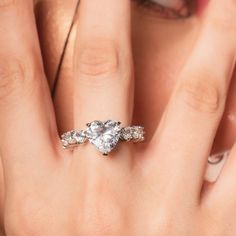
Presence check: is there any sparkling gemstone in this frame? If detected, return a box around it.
[61,132,74,146]
[72,130,87,144]
[133,126,145,142]
[62,132,71,140]
[133,131,140,139]
[121,126,145,142]
[61,139,69,148]
[121,127,133,141]
[85,120,121,155]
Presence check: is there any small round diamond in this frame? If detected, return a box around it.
[61,132,75,147]
[61,130,87,148]
[61,139,69,148]
[72,130,87,144]
[121,127,132,141]
[121,126,145,142]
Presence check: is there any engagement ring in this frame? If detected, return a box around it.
[61,120,145,155]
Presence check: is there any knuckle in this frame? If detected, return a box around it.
[0,58,38,102]
[0,59,26,99]
[177,76,224,114]
[77,40,119,77]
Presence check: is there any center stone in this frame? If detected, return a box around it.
[85,120,122,155]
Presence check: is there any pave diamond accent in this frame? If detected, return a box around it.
[85,120,122,155]
[72,130,87,144]
[121,126,145,142]
[61,130,87,148]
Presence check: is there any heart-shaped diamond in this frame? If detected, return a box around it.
[85,120,121,155]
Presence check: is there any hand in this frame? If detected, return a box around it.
[1,0,236,235]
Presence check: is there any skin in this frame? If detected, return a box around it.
[0,0,236,234]
[36,0,236,151]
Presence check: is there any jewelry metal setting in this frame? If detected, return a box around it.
[208,150,231,165]
[61,120,145,155]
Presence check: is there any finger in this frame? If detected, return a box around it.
[35,0,79,133]
[150,0,236,199]
[0,1,59,180]
[74,0,133,130]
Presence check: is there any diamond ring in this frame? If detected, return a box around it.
[61,120,145,155]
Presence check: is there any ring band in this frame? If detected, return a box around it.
[61,120,145,155]
[208,150,230,164]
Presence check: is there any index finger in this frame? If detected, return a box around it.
[0,0,59,182]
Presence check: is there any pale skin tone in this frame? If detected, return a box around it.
[0,0,236,235]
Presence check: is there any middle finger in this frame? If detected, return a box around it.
[74,0,133,158]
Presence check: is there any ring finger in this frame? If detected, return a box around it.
[74,0,133,159]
